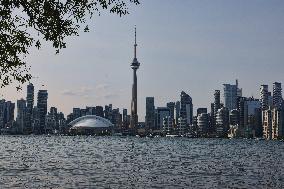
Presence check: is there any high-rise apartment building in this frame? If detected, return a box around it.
[197,113,209,136]
[260,85,269,110]
[145,97,155,130]
[155,107,170,130]
[264,105,284,140]
[214,90,221,116]
[180,91,193,125]
[175,101,180,125]
[16,99,27,133]
[26,83,34,134]
[273,82,282,107]
[163,116,174,135]
[37,90,48,134]
[223,80,241,111]
[216,107,229,137]
[166,102,175,120]
[197,108,207,116]
[5,101,15,124]
[95,106,104,117]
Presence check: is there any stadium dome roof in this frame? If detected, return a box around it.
[69,115,113,129]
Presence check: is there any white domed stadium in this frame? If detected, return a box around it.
[69,115,113,135]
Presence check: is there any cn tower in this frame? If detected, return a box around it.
[130,27,140,132]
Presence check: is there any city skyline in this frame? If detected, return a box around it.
[0,0,284,119]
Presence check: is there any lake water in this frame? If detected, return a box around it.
[0,136,283,188]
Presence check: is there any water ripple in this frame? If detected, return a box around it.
[0,136,283,188]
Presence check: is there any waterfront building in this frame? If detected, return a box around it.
[264,105,284,140]
[177,117,187,135]
[0,100,6,128]
[214,90,221,118]
[216,107,229,137]
[197,108,207,116]
[86,107,96,115]
[104,104,112,121]
[175,101,180,125]
[263,108,273,140]
[163,116,174,135]
[37,90,48,134]
[223,80,241,111]
[122,108,128,130]
[155,107,170,131]
[244,98,261,138]
[95,106,104,117]
[26,83,34,134]
[0,100,14,129]
[5,101,15,125]
[229,109,239,126]
[180,91,193,125]
[73,108,81,120]
[167,102,175,122]
[238,97,262,138]
[16,99,27,133]
[66,113,74,124]
[45,107,59,133]
[111,108,122,129]
[260,85,269,110]
[145,97,155,130]
[273,82,282,107]
[272,105,284,139]
[57,112,66,133]
[197,113,209,136]
[130,27,140,132]
[80,109,87,117]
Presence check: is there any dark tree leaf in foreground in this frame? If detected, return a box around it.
[0,0,139,89]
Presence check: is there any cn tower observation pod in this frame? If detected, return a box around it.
[69,115,114,135]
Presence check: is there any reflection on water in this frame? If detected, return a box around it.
[0,136,283,188]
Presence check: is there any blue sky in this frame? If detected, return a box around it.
[2,0,284,120]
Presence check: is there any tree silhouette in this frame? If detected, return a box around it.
[0,0,139,89]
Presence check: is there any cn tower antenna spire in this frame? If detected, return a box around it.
[134,26,137,58]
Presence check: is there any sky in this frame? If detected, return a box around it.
[1,0,284,120]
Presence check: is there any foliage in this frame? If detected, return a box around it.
[0,0,139,89]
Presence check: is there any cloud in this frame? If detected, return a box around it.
[61,86,95,99]
[103,93,119,99]
[61,84,120,100]
[95,83,110,91]
[61,90,78,96]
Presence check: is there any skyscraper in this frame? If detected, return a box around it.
[95,106,104,117]
[223,83,236,111]
[197,113,209,136]
[0,100,15,129]
[197,108,207,116]
[16,99,27,134]
[37,90,48,134]
[145,97,155,130]
[214,90,221,117]
[26,83,34,134]
[5,101,15,124]
[175,101,180,125]
[260,85,269,110]
[216,107,229,137]
[166,102,175,119]
[0,100,6,128]
[273,82,282,107]
[130,27,140,132]
[122,108,128,130]
[180,91,193,125]
[155,107,170,130]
